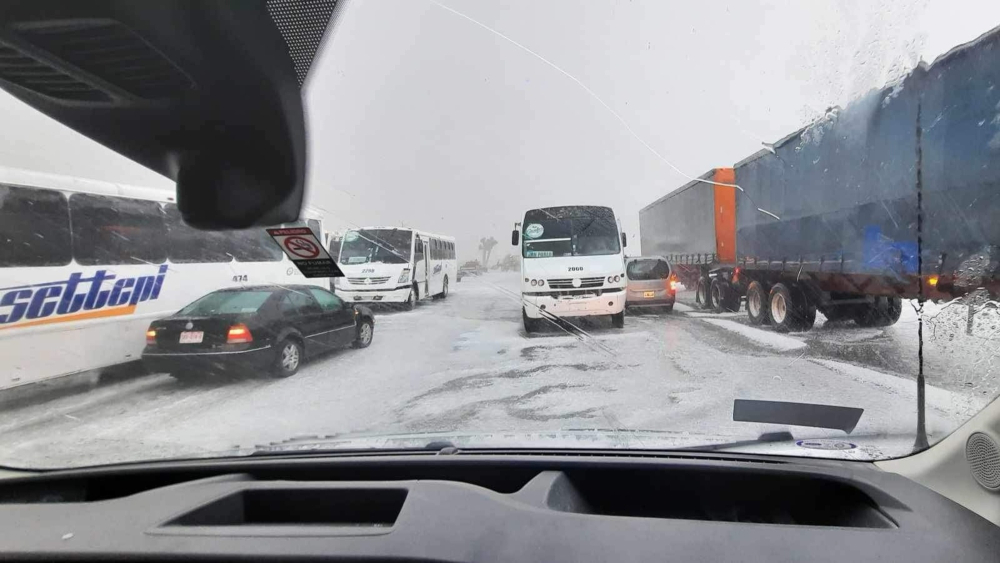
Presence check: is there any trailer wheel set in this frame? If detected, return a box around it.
[688,270,903,333]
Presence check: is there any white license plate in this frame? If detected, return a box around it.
[643,291,656,298]
[179,331,204,344]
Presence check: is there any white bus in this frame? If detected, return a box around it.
[333,227,456,308]
[512,205,628,332]
[0,166,327,390]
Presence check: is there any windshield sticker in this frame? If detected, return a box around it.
[348,256,368,264]
[524,223,544,239]
[525,250,554,258]
[344,231,360,242]
[266,227,345,278]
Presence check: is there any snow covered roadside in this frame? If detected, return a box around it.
[699,318,807,352]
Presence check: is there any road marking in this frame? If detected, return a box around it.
[700,318,807,352]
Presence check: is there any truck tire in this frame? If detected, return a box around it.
[820,305,853,323]
[769,283,815,332]
[710,279,727,313]
[723,286,741,313]
[710,280,740,313]
[746,281,770,325]
[800,296,817,331]
[696,278,713,310]
[854,296,903,327]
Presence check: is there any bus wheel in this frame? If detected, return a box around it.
[435,276,449,299]
[611,311,625,328]
[404,286,416,310]
[523,308,540,333]
[746,281,770,325]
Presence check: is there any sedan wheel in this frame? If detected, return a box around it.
[272,339,302,378]
[354,319,374,348]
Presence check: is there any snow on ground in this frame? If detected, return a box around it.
[0,273,995,468]
[699,319,808,351]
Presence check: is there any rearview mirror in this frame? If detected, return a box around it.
[511,230,520,246]
[622,232,628,248]
[0,1,344,228]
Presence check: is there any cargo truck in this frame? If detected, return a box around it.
[640,26,1000,332]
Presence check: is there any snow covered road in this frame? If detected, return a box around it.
[0,272,995,468]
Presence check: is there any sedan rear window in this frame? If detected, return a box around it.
[627,259,670,281]
[178,291,273,316]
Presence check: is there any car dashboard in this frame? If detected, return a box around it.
[0,450,997,562]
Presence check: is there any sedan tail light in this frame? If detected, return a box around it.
[227,323,253,344]
[145,328,157,345]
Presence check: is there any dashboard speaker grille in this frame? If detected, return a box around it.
[966,432,1000,491]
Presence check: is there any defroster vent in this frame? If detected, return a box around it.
[2,19,192,102]
[0,40,108,102]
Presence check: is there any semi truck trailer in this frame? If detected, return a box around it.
[640,25,1000,332]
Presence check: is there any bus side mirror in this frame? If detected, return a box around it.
[511,230,519,246]
[622,232,628,248]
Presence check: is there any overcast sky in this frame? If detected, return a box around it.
[2,0,999,262]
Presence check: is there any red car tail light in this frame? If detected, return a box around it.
[227,323,253,344]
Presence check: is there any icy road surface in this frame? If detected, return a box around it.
[0,273,995,468]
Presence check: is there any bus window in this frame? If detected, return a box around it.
[70,193,166,266]
[329,237,342,261]
[163,204,235,263]
[0,185,72,267]
[307,218,321,237]
[414,236,424,263]
[231,229,282,262]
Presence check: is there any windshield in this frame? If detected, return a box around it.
[177,291,273,316]
[339,229,412,265]
[522,206,621,258]
[4,1,1000,469]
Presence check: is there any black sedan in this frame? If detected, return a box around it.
[142,285,375,381]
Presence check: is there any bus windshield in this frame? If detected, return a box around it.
[522,206,620,258]
[339,229,412,265]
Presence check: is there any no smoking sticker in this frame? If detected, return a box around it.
[266,227,344,278]
[284,236,320,259]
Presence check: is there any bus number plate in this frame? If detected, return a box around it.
[179,331,204,344]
